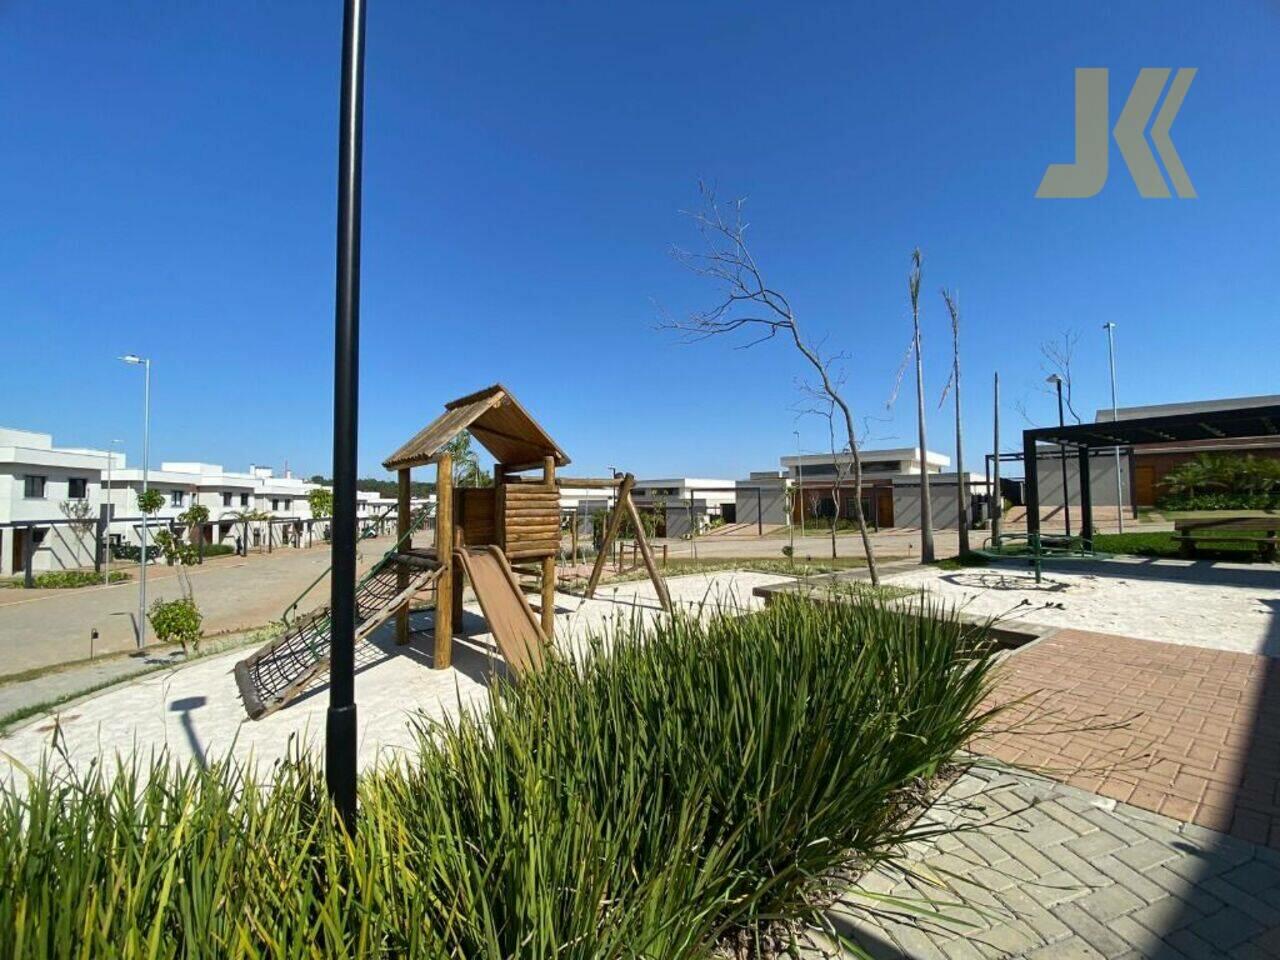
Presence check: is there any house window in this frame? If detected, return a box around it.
[240,493,249,507]
[271,499,280,511]
[23,476,47,499]
[282,498,292,511]
[172,490,185,507]
[222,492,232,507]
[68,477,88,499]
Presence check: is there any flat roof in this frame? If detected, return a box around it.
[1096,394,1280,423]
[1029,402,1280,449]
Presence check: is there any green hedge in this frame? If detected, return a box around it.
[2,570,132,589]
[0,595,1001,958]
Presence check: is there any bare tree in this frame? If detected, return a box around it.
[940,289,969,555]
[800,393,851,560]
[58,499,98,571]
[663,185,880,583]
[909,249,935,563]
[1040,330,1083,423]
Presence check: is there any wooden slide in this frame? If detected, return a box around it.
[454,546,547,673]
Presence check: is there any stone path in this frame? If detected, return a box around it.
[819,766,1280,959]
[974,629,1280,849]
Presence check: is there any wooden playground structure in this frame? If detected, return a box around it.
[235,384,670,719]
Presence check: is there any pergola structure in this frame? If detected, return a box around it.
[1023,402,1280,542]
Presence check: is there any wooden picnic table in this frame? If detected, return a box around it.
[1172,515,1278,561]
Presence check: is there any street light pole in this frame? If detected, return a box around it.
[120,356,151,645]
[1104,323,1123,533]
[1046,373,1070,537]
[326,0,367,831]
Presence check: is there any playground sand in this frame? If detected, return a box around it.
[883,558,1280,656]
[0,570,789,787]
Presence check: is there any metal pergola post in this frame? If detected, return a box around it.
[1077,445,1094,546]
[1023,434,1040,539]
[326,0,367,831]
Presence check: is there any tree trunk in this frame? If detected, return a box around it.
[953,324,969,556]
[914,315,936,563]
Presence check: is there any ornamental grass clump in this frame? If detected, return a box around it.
[0,593,1003,958]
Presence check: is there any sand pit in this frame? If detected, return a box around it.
[883,558,1280,656]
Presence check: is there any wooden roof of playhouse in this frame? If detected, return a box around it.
[383,384,571,471]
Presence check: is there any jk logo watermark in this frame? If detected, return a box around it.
[1036,68,1196,199]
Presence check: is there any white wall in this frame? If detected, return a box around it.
[1031,450,1129,508]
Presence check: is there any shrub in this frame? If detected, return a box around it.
[110,543,161,562]
[148,597,202,652]
[0,595,1001,957]
[200,542,235,557]
[1157,453,1280,510]
[136,488,165,515]
[39,570,130,588]
[2,570,131,589]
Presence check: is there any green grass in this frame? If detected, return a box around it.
[0,596,1002,958]
[1091,530,1272,560]
[931,553,993,571]
[0,570,131,589]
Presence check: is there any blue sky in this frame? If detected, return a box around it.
[2,2,1276,480]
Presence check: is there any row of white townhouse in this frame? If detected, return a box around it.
[0,427,424,577]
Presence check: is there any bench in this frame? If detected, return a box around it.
[1172,516,1278,561]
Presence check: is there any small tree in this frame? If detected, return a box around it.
[149,597,202,654]
[940,289,969,556]
[802,394,851,560]
[180,503,210,562]
[909,249,935,564]
[1040,331,1084,423]
[308,487,333,520]
[153,527,198,598]
[663,186,880,583]
[137,488,164,515]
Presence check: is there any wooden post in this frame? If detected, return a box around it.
[570,508,579,565]
[540,456,557,638]
[23,527,35,589]
[624,492,672,612]
[395,467,412,645]
[585,473,634,598]
[434,452,454,668]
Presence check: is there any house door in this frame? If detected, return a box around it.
[11,529,23,573]
[876,489,895,528]
[1134,465,1157,507]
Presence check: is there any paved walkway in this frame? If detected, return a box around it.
[821,766,1280,959]
[974,629,1280,849]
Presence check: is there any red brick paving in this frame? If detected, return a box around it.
[973,628,1280,848]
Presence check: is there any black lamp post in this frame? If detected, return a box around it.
[326,0,367,830]
[1045,373,1070,537]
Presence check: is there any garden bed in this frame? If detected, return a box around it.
[0,594,1001,958]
